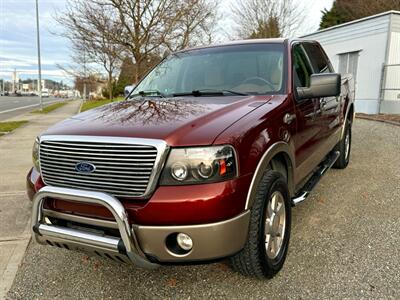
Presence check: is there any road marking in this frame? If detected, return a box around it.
[0,100,59,114]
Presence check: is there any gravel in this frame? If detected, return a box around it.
[7,119,400,299]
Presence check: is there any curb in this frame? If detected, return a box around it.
[355,115,400,127]
[0,222,31,300]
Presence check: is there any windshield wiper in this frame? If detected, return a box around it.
[130,90,166,98]
[172,89,248,97]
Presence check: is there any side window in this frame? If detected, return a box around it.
[292,44,313,88]
[303,43,332,74]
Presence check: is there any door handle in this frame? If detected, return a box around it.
[283,113,296,124]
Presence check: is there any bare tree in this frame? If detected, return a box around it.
[231,0,305,39]
[56,0,219,86]
[57,0,123,100]
[165,0,219,51]
[56,44,99,100]
[98,0,219,82]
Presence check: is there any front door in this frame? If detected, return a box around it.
[291,43,325,186]
[303,43,341,148]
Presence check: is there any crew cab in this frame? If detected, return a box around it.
[27,39,354,278]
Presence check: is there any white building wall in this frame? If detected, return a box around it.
[381,14,400,113]
[303,14,392,114]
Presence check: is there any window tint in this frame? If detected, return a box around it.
[303,43,331,74]
[292,44,313,88]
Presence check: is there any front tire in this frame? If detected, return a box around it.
[230,170,291,278]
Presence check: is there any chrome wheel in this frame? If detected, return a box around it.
[264,191,286,259]
[344,128,350,160]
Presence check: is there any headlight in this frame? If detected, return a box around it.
[160,145,237,185]
[32,137,40,172]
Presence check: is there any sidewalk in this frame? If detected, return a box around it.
[0,100,81,299]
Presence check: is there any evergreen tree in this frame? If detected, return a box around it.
[320,0,400,29]
[116,57,136,96]
[250,17,282,39]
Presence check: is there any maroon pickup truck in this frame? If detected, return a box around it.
[27,39,354,278]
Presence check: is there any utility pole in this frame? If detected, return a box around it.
[35,0,43,111]
[83,51,87,101]
[12,69,16,92]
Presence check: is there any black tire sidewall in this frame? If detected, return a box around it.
[257,172,292,275]
[344,121,352,166]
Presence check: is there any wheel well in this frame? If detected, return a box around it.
[347,104,354,123]
[269,153,290,183]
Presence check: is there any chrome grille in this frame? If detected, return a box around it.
[39,137,165,198]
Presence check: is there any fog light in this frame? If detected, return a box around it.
[176,233,193,251]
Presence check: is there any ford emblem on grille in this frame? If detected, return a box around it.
[75,162,96,173]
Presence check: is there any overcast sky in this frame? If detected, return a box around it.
[0,0,333,85]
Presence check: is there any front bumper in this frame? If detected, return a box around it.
[32,186,250,267]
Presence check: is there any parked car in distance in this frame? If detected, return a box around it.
[41,90,50,98]
[27,39,354,278]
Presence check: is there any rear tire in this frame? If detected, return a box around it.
[333,118,352,169]
[230,170,291,278]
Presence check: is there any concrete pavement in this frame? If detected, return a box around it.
[0,100,81,299]
[0,96,65,121]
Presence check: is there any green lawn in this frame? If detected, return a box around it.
[80,97,124,112]
[0,120,28,136]
[31,102,67,114]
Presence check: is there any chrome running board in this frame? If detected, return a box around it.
[292,151,340,206]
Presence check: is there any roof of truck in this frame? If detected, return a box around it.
[176,38,289,53]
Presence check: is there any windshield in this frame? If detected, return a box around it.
[131,43,286,97]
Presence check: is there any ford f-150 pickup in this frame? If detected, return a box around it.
[27,39,354,278]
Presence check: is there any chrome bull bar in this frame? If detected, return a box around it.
[31,186,158,269]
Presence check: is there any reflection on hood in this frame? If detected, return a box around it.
[94,98,207,125]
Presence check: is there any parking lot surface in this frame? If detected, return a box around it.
[7,119,400,299]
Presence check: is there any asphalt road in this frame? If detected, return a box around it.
[0,96,62,121]
[7,119,400,299]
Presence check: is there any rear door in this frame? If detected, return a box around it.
[291,43,325,184]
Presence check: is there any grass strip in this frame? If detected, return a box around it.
[0,120,28,136]
[32,102,67,114]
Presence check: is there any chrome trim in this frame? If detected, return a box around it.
[31,186,158,269]
[245,141,295,210]
[283,113,296,124]
[292,192,307,206]
[43,209,118,229]
[38,135,170,199]
[38,224,120,251]
[292,151,339,206]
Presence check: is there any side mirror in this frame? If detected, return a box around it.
[297,73,341,100]
[124,85,135,97]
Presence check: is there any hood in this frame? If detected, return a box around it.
[43,96,273,146]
